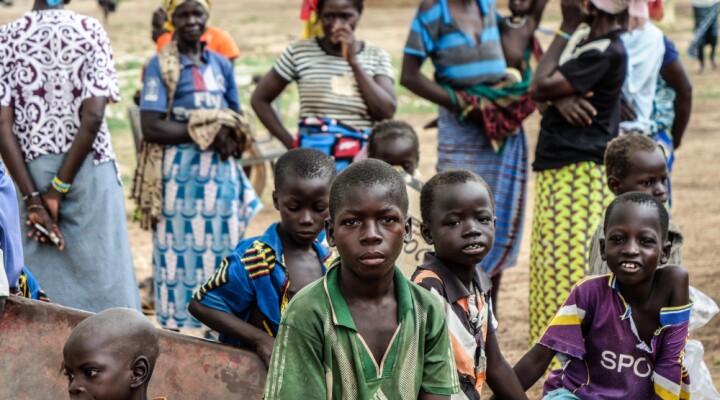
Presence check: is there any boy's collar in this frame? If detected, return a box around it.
[323,259,413,331]
[418,252,491,304]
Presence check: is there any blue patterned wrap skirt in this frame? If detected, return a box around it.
[436,107,529,276]
[153,143,261,329]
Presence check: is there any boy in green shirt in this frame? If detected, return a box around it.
[263,159,459,400]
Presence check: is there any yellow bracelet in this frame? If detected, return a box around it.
[51,176,71,194]
[556,29,571,40]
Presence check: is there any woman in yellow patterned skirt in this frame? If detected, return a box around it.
[526,0,638,342]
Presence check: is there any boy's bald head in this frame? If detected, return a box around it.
[64,308,160,376]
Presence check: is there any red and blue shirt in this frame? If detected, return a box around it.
[140,47,240,122]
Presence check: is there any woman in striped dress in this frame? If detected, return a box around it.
[251,0,396,169]
[400,0,529,312]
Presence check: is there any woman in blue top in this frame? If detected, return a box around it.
[400,0,528,313]
[139,0,260,329]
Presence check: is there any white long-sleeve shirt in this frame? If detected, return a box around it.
[620,21,665,135]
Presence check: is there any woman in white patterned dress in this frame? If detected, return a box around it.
[0,0,140,312]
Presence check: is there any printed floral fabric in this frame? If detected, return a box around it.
[0,10,120,164]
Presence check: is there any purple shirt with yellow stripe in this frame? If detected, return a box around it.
[539,274,691,399]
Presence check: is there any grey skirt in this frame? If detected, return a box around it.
[19,154,140,312]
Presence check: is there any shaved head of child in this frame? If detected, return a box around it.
[63,308,160,400]
[368,120,420,176]
[328,158,408,219]
[420,169,495,223]
[274,148,337,193]
[605,134,668,202]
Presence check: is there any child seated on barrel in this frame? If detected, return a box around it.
[514,192,691,399]
[587,133,682,275]
[63,308,161,400]
[263,159,459,399]
[413,170,527,399]
[189,148,336,368]
[368,120,420,177]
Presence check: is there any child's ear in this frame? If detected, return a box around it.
[325,218,336,248]
[599,238,607,261]
[661,240,671,265]
[129,356,150,389]
[607,176,621,196]
[272,191,279,211]
[403,217,412,244]
[420,222,433,245]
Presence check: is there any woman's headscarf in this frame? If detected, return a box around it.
[163,0,211,32]
[590,0,649,29]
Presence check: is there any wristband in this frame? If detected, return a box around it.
[556,29,571,40]
[51,176,71,194]
[22,191,40,201]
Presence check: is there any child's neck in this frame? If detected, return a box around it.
[617,274,656,306]
[276,223,315,252]
[436,254,476,290]
[339,266,395,303]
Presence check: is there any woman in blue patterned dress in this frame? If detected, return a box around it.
[139,0,260,329]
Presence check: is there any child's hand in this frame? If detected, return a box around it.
[254,337,275,369]
[560,0,587,32]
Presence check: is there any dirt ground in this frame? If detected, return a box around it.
[2,0,719,397]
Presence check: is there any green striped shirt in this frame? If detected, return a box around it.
[263,259,459,399]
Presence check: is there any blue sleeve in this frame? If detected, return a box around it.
[139,57,169,113]
[222,57,241,112]
[194,251,256,318]
[661,36,679,68]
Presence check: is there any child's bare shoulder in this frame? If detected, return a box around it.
[655,265,689,287]
[654,265,690,306]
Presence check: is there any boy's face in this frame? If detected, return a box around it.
[373,137,418,176]
[327,184,410,281]
[421,181,495,268]
[274,176,332,247]
[63,337,134,400]
[601,202,670,286]
[609,148,668,202]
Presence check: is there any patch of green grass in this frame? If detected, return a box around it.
[107,117,130,132]
[116,59,144,71]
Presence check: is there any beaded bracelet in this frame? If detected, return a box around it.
[556,29,571,40]
[51,176,71,194]
[22,191,40,201]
